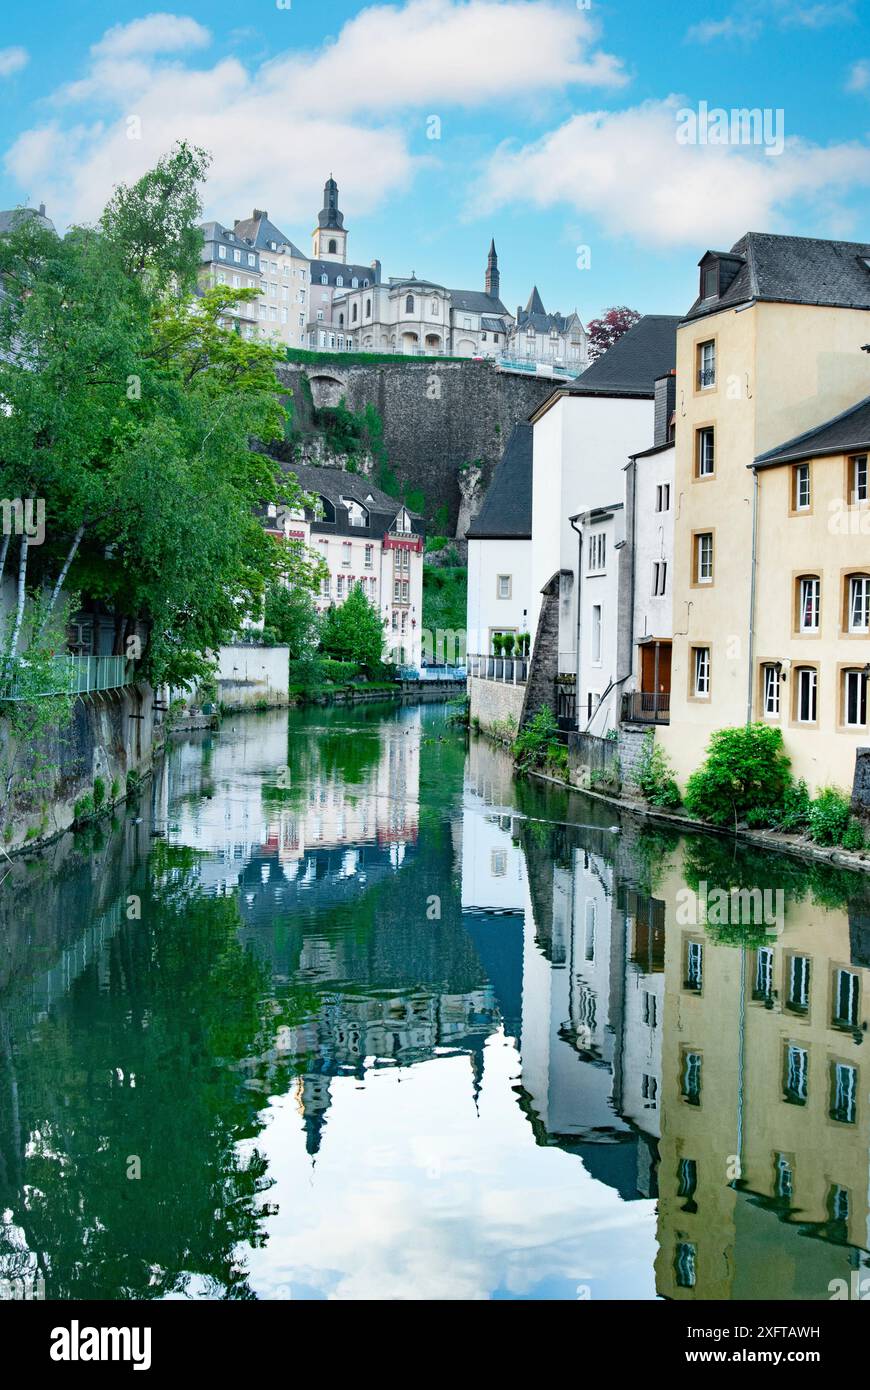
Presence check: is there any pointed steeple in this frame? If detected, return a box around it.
[312,174,348,262]
[485,238,500,300]
[525,285,545,316]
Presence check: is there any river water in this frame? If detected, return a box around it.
[2,700,870,1301]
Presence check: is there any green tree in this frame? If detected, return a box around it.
[0,144,312,687]
[320,583,385,669]
[263,581,321,658]
[683,723,792,830]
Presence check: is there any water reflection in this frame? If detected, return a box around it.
[1,701,870,1299]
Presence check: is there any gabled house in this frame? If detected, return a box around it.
[506,286,588,372]
[466,422,533,659]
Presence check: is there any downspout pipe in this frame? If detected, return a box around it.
[746,466,759,726]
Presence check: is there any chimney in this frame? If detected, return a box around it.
[370,258,382,283]
[253,209,267,221]
[38,203,46,217]
[653,370,677,448]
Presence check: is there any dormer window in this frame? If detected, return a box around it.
[321,273,328,285]
[336,276,343,287]
[702,263,719,300]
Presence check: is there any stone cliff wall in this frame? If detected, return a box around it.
[275,360,556,534]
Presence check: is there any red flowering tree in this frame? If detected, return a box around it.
[586,306,641,363]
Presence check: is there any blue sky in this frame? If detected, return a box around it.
[1,0,868,320]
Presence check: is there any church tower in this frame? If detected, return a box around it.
[312,174,348,263]
[485,238,500,300]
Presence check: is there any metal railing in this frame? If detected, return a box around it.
[468,653,528,684]
[1,654,134,701]
[621,690,671,724]
[495,355,584,380]
[399,664,467,682]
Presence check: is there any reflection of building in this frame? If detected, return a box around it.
[654,850,870,1300]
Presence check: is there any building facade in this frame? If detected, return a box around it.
[466,422,533,658]
[505,286,588,372]
[229,209,311,349]
[658,233,870,796]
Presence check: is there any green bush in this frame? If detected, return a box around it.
[73,793,94,824]
[93,776,106,810]
[778,778,811,832]
[807,787,851,846]
[514,707,565,775]
[633,733,681,809]
[842,818,865,852]
[684,723,791,829]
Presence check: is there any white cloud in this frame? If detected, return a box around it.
[846,58,870,93]
[4,1,624,231]
[685,0,855,43]
[0,47,28,78]
[475,98,870,249]
[92,13,211,60]
[685,16,762,43]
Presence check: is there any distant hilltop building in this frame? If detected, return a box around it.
[198,177,586,373]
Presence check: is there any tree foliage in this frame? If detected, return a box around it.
[683,723,792,829]
[585,306,641,363]
[319,583,385,669]
[0,143,316,686]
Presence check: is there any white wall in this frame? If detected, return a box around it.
[530,394,655,672]
[631,445,674,666]
[216,644,290,708]
[577,510,624,735]
[466,536,531,656]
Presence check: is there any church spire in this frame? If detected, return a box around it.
[485,238,499,299]
[312,174,348,263]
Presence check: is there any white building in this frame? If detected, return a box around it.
[572,501,625,736]
[274,464,425,667]
[618,371,676,726]
[525,316,679,725]
[465,423,533,658]
[201,210,311,349]
[505,287,588,373]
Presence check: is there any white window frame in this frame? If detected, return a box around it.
[794,462,811,511]
[799,575,820,632]
[696,532,713,584]
[693,646,710,698]
[843,668,868,728]
[796,666,818,723]
[763,663,780,717]
[848,574,870,633]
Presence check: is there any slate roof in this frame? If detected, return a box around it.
[686,232,870,321]
[0,205,55,235]
[465,423,533,540]
[278,462,415,513]
[311,260,380,286]
[232,210,307,260]
[567,314,679,397]
[448,286,510,317]
[754,394,870,468]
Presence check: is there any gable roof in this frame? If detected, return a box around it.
[754,393,870,468]
[466,423,533,540]
[686,232,870,321]
[232,210,307,260]
[277,462,421,518]
[567,314,679,397]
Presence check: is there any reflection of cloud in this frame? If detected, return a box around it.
[242,1033,656,1301]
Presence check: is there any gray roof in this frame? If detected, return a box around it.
[515,286,582,336]
[466,424,533,540]
[568,314,679,397]
[311,260,379,287]
[0,205,55,235]
[277,462,421,519]
[448,286,510,317]
[686,232,870,321]
[232,210,307,260]
[754,393,870,468]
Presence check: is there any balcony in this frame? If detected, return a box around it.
[621,690,670,724]
[1,655,134,701]
[468,653,528,685]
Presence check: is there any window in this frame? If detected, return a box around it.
[754,947,774,1001]
[702,261,719,299]
[793,462,811,511]
[341,542,351,566]
[677,1158,698,1202]
[405,294,415,313]
[218,244,227,259]
[774,1153,794,1202]
[850,454,868,504]
[763,663,780,717]
[497,574,511,599]
[847,574,870,632]
[491,849,507,877]
[655,482,670,512]
[233,248,241,263]
[247,252,256,267]
[833,968,859,1028]
[696,427,715,477]
[335,276,343,288]
[320,273,328,285]
[584,899,596,960]
[587,532,606,572]
[320,574,330,597]
[694,532,713,584]
[843,668,868,728]
[681,1050,702,1106]
[831,1062,857,1124]
[685,940,703,992]
[787,954,811,1012]
[652,560,667,597]
[798,575,820,632]
[643,991,657,1028]
[364,544,374,569]
[366,298,371,316]
[784,1044,808,1105]
[336,575,344,599]
[675,1243,697,1289]
[692,646,710,697]
[795,666,818,723]
[591,604,602,664]
[641,1074,657,1106]
[697,339,716,388]
[328,239,337,254]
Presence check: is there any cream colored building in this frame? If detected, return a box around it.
[659,234,870,795]
[229,209,311,349]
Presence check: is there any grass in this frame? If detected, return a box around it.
[285,347,465,369]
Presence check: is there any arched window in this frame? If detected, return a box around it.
[320,273,328,284]
[405,294,415,313]
[351,277,358,288]
[336,275,343,287]
[366,298,371,317]
[338,313,344,327]
[352,303,358,322]
[845,573,870,633]
[328,239,337,254]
